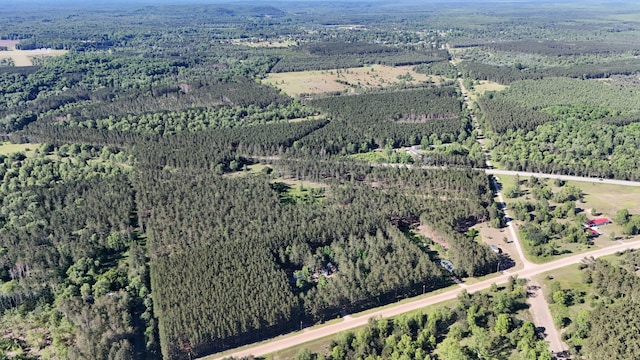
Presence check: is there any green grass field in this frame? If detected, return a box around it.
[468,80,508,102]
[567,180,640,216]
[0,142,38,157]
[263,64,441,97]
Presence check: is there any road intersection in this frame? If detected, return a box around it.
[213,85,640,360]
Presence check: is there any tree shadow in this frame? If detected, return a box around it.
[498,253,515,271]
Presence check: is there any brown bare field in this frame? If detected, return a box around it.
[263,64,442,97]
[472,222,524,271]
[0,49,68,66]
[0,40,20,50]
[416,223,449,249]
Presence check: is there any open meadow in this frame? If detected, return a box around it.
[263,64,442,97]
[0,48,67,66]
[467,80,508,102]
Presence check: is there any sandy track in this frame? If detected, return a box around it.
[527,280,568,356]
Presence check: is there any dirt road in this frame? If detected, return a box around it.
[209,239,640,360]
[456,78,532,270]
[527,280,568,356]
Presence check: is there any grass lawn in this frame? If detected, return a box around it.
[538,264,589,294]
[263,64,442,97]
[0,142,38,157]
[467,80,508,102]
[566,180,640,217]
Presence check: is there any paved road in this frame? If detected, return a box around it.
[210,240,640,360]
[486,169,640,187]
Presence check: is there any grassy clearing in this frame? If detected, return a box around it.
[349,148,415,164]
[223,163,272,178]
[0,49,67,66]
[467,80,508,102]
[263,64,442,97]
[567,180,640,216]
[0,142,38,157]
[474,80,507,94]
[349,150,389,163]
[496,174,606,212]
[270,178,328,204]
[538,264,587,293]
[288,114,325,123]
[520,234,599,264]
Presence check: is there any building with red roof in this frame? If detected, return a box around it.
[587,218,611,227]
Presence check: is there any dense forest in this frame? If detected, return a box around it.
[477,78,640,179]
[295,87,471,159]
[137,161,500,358]
[1,0,640,359]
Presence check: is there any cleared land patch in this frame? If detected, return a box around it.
[0,40,20,50]
[0,142,38,157]
[468,80,508,101]
[263,64,441,97]
[231,38,296,48]
[0,49,68,66]
[566,180,640,217]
